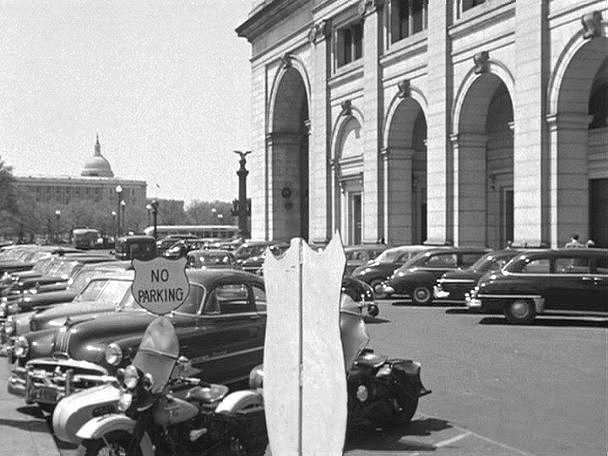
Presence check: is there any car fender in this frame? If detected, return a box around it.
[390,270,436,293]
[76,414,154,454]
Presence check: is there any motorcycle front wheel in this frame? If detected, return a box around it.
[78,431,142,456]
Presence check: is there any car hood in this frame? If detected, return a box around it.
[21,290,77,311]
[31,299,118,332]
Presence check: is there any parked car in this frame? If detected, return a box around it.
[7,269,267,410]
[233,240,277,264]
[240,242,290,273]
[344,244,389,275]
[352,245,443,298]
[433,249,522,303]
[114,235,157,261]
[187,249,239,270]
[466,248,608,324]
[384,247,490,304]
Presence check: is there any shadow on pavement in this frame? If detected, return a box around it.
[478,316,608,328]
[364,316,391,325]
[16,405,45,419]
[344,417,452,453]
[0,417,48,433]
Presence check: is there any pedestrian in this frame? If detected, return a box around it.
[565,233,584,248]
[586,239,595,248]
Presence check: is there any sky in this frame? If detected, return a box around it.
[0,0,253,205]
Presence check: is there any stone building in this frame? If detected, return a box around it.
[14,136,147,210]
[237,0,608,248]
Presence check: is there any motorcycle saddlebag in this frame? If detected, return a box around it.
[388,359,431,398]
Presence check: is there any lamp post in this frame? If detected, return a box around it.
[111,211,117,242]
[115,185,123,237]
[146,204,152,227]
[54,210,61,243]
[120,200,126,235]
[149,200,159,239]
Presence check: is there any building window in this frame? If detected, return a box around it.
[391,0,428,43]
[461,0,486,13]
[337,21,363,68]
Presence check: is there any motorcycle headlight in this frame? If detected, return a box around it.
[105,343,123,366]
[123,365,139,390]
[13,336,29,358]
[5,316,15,337]
[117,390,133,412]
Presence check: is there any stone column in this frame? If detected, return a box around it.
[425,0,451,245]
[546,113,590,247]
[329,159,340,235]
[382,147,414,244]
[513,0,548,247]
[361,0,384,243]
[451,133,488,246]
[309,20,332,243]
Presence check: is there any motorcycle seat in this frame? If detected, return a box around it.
[354,352,387,368]
[185,384,229,404]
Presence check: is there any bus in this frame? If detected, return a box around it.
[72,228,102,249]
[143,225,240,240]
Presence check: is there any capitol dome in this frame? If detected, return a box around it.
[81,135,114,178]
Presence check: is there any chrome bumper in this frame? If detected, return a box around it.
[8,358,114,405]
[465,293,482,309]
[433,285,450,299]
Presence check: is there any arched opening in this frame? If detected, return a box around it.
[269,67,310,241]
[335,116,364,245]
[385,97,427,244]
[455,73,514,248]
[552,37,608,247]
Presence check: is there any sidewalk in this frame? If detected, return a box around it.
[0,359,60,456]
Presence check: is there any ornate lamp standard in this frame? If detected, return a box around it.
[149,200,159,239]
[111,211,117,242]
[54,210,61,243]
[120,200,127,235]
[115,185,123,237]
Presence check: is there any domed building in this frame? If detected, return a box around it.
[13,136,147,233]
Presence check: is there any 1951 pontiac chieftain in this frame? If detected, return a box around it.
[8,269,267,411]
[466,248,607,324]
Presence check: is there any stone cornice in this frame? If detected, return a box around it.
[448,0,515,40]
[236,0,310,42]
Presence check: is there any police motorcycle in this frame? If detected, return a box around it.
[53,316,267,456]
[250,294,430,429]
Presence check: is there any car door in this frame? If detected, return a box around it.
[590,253,608,312]
[194,282,260,384]
[551,254,595,311]
[422,252,458,280]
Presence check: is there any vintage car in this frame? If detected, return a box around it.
[239,242,290,273]
[7,269,267,410]
[0,245,80,277]
[466,248,608,324]
[186,249,240,270]
[344,244,388,275]
[383,247,490,304]
[2,268,134,343]
[433,249,522,303]
[352,245,445,298]
[233,240,277,264]
[114,235,157,261]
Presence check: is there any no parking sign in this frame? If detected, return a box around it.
[131,257,189,315]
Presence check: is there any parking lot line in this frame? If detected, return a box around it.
[435,431,472,447]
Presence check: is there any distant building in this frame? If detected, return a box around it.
[14,136,147,208]
[237,0,608,248]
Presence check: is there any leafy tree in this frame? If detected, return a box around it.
[185,200,235,225]
[0,156,18,215]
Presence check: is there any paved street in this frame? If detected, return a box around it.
[0,301,605,456]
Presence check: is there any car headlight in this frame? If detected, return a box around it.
[13,336,29,358]
[0,301,7,318]
[105,343,123,366]
[5,316,15,337]
[123,365,139,390]
[117,390,133,412]
[7,302,21,315]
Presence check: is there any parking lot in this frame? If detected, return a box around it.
[0,299,605,456]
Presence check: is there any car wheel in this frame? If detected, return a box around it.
[504,299,535,324]
[370,279,389,299]
[37,403,55,414]
[411,286,432,305]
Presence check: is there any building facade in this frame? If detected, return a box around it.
[237,0,608,248]
[14,136,147,210]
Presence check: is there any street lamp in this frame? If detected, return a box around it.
[149,200,159,240]
[146,204,152,227]
[120,200,126,235]
[111,211,117,242]
[115,185,123,237]
[54,210,61,243]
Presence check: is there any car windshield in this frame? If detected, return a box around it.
[77,279,132,303]
[51,260,79,278]
[68,269,99,293]
[470,253,513,273]
[32,257,54,273]
[199,253,233,265]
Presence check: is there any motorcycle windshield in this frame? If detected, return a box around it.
[133,316,179,394]
[340,294,370,370]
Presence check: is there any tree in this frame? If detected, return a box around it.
[0,156,18,215]
[185,200,235,225]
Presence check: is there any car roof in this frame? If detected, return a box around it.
[188,249,233,256]
[185,269,264,287]
[344,244,388,251]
